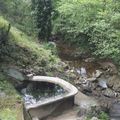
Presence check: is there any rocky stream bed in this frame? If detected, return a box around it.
[2,42,120,120]
[54,42,120,120]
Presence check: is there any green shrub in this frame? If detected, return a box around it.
[99,111,109,120]
[54,0,120,66]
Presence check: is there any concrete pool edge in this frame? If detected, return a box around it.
[25,76,78,110]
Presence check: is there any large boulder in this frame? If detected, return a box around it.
[7,68,25,81]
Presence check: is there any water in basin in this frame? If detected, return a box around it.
[20,82,67,106]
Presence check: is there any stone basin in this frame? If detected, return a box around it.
[24,76,78,120]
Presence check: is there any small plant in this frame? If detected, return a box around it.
[99,111,109,120]
[43,42,58,55]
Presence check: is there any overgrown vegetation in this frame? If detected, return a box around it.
[0,16,59,75]
[53,0,120,65]
[1,0,119,66]
[0,0,120,119]
[86,110,109,120]
[31,0,53,41]
[0,14,60,120]
[0,0,35,36]
[0,73,22,120]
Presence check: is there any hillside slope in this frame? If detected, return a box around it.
[0,16,60,120]
[0,16,60,75]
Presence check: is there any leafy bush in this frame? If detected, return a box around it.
[0,17,60,75]
[53,0,101,45]
[0,0,35,35]
[99,111,109,120]
[88,20,120,64]
[54,0,120,65]
[43,42,58,55]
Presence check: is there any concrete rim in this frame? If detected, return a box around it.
[25,76,78,110]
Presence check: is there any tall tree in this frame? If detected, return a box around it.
[32,0,52,41]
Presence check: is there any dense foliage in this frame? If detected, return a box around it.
[31,0,53,41]
[0,0,120,65]
[54,0,120,65]
[0,0,34,35]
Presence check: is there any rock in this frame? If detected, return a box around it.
[21,88,27,94]
[84,58,95,62]
[103,88,116,98]
[95,70,102,78]
[107,75,120,92]
[48,42,56,47]
[98,79,107,89]
[75,92,98,107]
[107,76,115,88]
[99,62,118,75]
[26,83,34,92]
[80,67,87,78]
[79,79,88,84]
[76,69,81,75]
[26,74,34,80]
[77,108,88,117]
[86,78,97,82]
[77,116,87,120]
[91,117,99,120]
[33,117,39,120]
[0,91,6,98]
[66,69,75,74]
[7,68,25,81]
[98,97,113,110]
[109,103,120,118]
[79,80,92,92]
[58,61,68,69]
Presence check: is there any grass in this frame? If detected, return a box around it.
[0,106,23,120]
[0,16,60,74]
[0,73,23,120]
[10,25,59,65]
[0,16,62,119]
[0,16,9,30]
[0,108,17,120]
